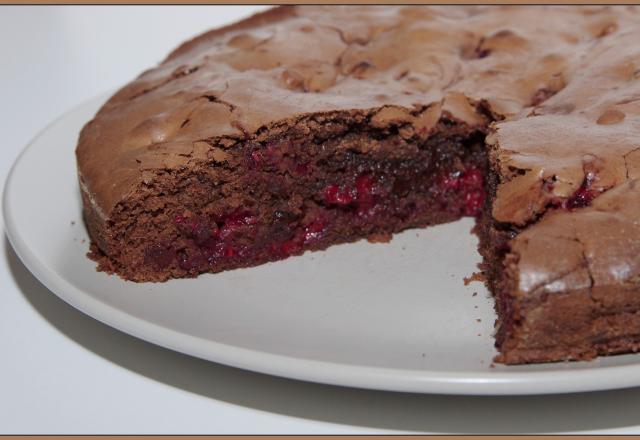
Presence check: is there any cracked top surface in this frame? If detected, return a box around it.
[77,5,640,293]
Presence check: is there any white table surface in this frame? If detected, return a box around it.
[3,5,640,434]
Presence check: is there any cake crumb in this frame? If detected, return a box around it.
[490,363,496,368]
[464,271,486,285]
[474,305,478,309]
[476,318,482,322]
[70,220,76,226]
[367,232,392,243]
[472,291,478,297]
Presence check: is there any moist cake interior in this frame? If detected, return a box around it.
[91,112,491,280]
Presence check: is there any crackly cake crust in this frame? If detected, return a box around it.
[76,5,640,364]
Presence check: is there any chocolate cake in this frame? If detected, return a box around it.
[76,6,640,364]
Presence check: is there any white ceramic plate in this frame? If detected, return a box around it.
[6,94,640,396]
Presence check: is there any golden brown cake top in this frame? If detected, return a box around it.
[76,5,640,293]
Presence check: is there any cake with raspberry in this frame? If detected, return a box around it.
[76,5,640,364]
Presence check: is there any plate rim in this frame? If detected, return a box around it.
[6,95,640,396]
